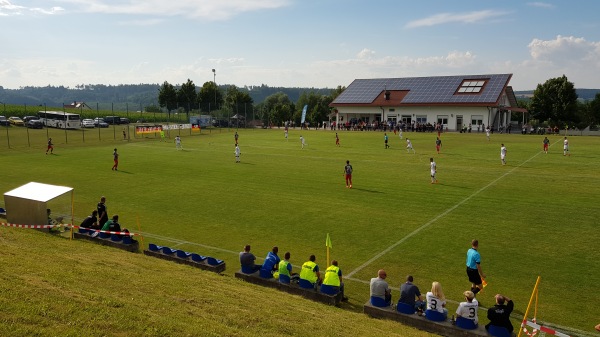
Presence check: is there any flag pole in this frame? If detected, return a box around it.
[326,233,332,266]
[518,276,541,337]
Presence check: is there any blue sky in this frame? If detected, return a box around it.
[1,0,599,90]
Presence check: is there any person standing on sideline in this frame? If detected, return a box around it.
[485,294,514,334]
[46,138,54,154]
[370,269,392,306]
[234,144,241,163]
[384,133,390,148]
[563,136,570,156]
[160,130,165,142]
[406,138,415,153]
[112,148,119,171]
[175,135,182,150]
[399,126,403,139]
[500,144,507,165]
[466,239,485,295]
[543,136,549,153]
[335,133,340,147]
[284,127,288,141]
[122,129,127,140]
[435,137,442,154]
[234,131,239,145]
[300,135,306,149]
[97,196,108,227]
[430,158,437,184]
[344,160,353,188]
[486,126,491,141]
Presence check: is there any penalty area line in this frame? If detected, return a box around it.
[346,146,546,279]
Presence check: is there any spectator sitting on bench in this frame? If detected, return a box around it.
[322,260,348,301]
[456,290,479,325]
[278,252,299,283]
[299,254,321,289]
[102,215,121,233]
[399,275,426,314]
[370,269,391,306]
[240,244,261,274]
[79,210,98,229]
[260,246,280,278]
[485,294,513,333]
[426,281,448,319]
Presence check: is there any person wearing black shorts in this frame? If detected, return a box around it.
[466,239,485,295]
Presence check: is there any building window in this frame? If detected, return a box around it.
[389,108,395,112]
[416,115,427,123]
[456,79,488,94]
[471,115,483,126]
[437,115,448,125]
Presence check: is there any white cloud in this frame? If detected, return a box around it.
[405,10,510,28]
[528,35,600,64]
[527,2,555,9]
[0,0,63,15]
[357,48,375,59]
[56,0,291,20]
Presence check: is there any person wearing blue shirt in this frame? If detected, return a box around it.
[466,239,486,295]
[260,246,281,278]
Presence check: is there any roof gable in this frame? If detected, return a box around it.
[332,74,512,106]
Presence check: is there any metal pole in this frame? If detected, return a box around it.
[45,103,49,140]
[81,103,84,143]
[63,104,67,144]
[97,103,101,140]
[112,102,116,140]
[1,102,8,148]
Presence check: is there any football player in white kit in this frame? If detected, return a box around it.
[406,138,415,153]
[500,144,507,165]
[563,137,570,156]
[430,158,437,184]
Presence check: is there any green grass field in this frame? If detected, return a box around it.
[1,126,598,335]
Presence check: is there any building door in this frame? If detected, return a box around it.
[456,115,463,131]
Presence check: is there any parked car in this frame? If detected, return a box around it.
[120,117,130,124]
[0,116,9,126]
[26,119,44,129]
[8,117,25,126]
[104,116,121,125]
[22,116,40,123]
[81,119,95,128]
[93,118,109,128]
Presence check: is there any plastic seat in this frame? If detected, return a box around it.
[110,234,122,242]
[0,207,6,214]
[122,236,134,244]
[279,274,291,284]
[148,243,162,252]
[456,317,477,329]
[191,254,207,263]
[425,309,446,322]
[176,250,191,259]
[320,284,339,295]
[298,279,315,290]
[487,325,510,337]
[396,302,416,314]
[241,265,257,274]
[99,232,110,239]
[206,257,223,266]
[162,247,176,255]
[370,296,389,307]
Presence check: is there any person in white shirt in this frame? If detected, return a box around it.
[234,144,241,163]
[300,135,307,149]
[426,281,447,318]
[406,138,415,153]
[500,144,507,165]
[563,137,570,156]
[430,158,437,184]
[456,290,479,325]
[175,136,182,150]
[486,126,491,141]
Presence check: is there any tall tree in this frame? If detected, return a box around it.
[158,81,177,112]
[224,85,253,115]
[262,92,293,125]
[530,75,578,125]
[177,79,197,114]
[197,81,223,112]
[588,93,600,127]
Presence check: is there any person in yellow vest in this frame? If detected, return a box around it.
[278,252,299,284]
[299,254,321,289]
[321,260,348,301]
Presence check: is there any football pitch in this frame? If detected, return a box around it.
[1,127,598,335]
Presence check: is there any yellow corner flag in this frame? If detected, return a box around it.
[326,233,332,266]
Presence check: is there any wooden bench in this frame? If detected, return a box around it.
[363,301,490,337]
[234,270,341,306]
[143,249,226,274]
[73,232,139,253]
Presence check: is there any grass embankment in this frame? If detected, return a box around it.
[0,229,434,337]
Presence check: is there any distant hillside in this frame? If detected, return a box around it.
[514,88,600,100]
[0,83,333,110]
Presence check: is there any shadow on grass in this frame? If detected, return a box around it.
[237,162,254,165]
[351,187,383,194]
[114,170,133,174]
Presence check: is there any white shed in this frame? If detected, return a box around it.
[4,182,73,227]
